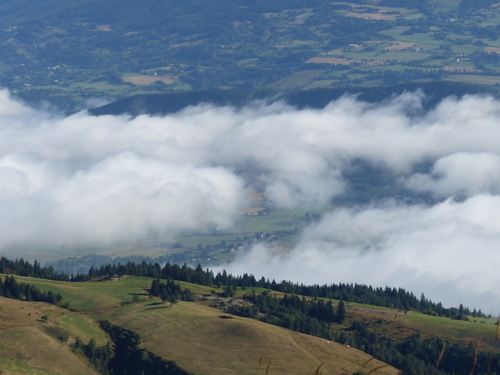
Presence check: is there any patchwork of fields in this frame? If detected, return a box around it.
[4,0,500,108]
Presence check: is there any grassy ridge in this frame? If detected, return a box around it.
[0,282,401,375]
[3,274,500,374]
[97,300,399,375]
[11,274,499,348]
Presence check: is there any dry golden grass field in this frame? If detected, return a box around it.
[0,297,99,375]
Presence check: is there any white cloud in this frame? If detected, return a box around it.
[226,196,500,314]
[4,88,500,311]
[0,152,245,247]
[405,152,500,198]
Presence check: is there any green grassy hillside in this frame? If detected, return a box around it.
[0,278,402,375]
[3,273,500,374]
[12,274,500,349]
[8,275,154,310]
[97,300,399,375]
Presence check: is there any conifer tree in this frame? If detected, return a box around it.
[336,299,346,324]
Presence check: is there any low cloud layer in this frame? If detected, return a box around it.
[226,196,500,313]
[3,89,500,311]
[405,152,500,198]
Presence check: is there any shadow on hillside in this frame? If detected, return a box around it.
[144,302,170,310]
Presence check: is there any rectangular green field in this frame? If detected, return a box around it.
[379,29,442,45]
[374,51,431,62]
[445,75,500,85]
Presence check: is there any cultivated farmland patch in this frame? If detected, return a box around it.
[385,41,417,50]
[123,75,174,85]
[346,12,397,20]
[96,25,113,32]
[307,57,383,66]
[170,39,206,48]
[443,66,483,73]
[485,46,500,54]
[307,57,360,65]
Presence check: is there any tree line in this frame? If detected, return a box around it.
[0,275,63,305]
[0,257,65,280]
[150,278,195,305]
[0,256,491,320]
[204,282,500,375]
[226,291,346,340]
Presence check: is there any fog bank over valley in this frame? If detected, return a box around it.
[1,89,500,312]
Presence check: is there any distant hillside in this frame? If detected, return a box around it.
[89,82,500,117]
[459,0,499,11]
[3,0,500,109]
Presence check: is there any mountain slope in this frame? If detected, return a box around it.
[97,300,399,375]
[4,272,500,374]
[0,292,400,375]
[0,297,99,375]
